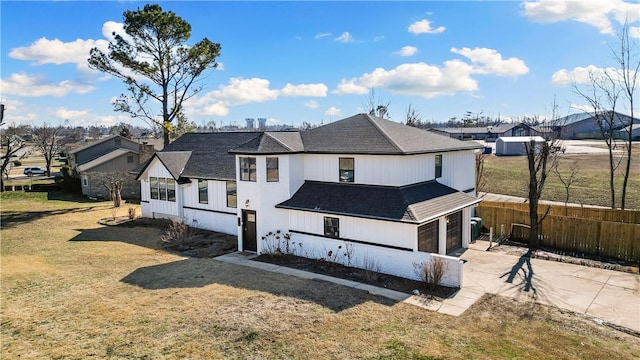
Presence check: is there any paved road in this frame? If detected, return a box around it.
[459,241,639,333]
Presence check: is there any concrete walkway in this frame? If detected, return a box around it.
[215,248,640,333]
[461,241,640,333]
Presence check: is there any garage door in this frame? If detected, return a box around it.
[446,211,462,254]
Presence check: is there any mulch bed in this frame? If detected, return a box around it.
[254,253,457,299]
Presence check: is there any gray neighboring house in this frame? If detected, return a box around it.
[557,111,640,140]
[429,122,542,141]
[69,135,155,199]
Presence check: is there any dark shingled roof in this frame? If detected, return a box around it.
[299,113,483,154]
[230,132,303,154]
[135,132,262,181]
[276,180,480,224]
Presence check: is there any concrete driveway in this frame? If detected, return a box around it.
[460,241,640,333]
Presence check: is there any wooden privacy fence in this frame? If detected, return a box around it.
[476,202,640,262]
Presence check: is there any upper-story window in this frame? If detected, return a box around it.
[339,157,354,183]
[435,154,442,179]
[240,157,257,181]
[198,179,208,204]
[266,157,279,182]
[127,155,134,163]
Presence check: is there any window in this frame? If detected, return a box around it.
[127,155,134,163]
[167,178,176,202]
[324,217,340,238]
[198,179,208,204]
[418,220,439,253]
[240,157,257,181]
[226,181,237,208]
[339,157,354,182]
[149,177,175,202]
[159,178,167,201]
[266,157,279,182]
[82,176,88,187]
[150,177,158,199]
[435,154,442,178]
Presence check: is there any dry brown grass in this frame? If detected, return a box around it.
[2,195,639,359]
[483,146,640,209]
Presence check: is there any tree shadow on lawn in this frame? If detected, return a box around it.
[120,257,397,312]
[68,223,165,250]
[0,206,111,230]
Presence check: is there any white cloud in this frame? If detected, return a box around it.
[630,26,640,39]
[332,78,370,95]
[9,37,109,73]
[522,0,640,34]
[281,83,328,97]
[451,47,529,76]
[0,72,95,97]
[394,46,418,57]
[570,103,596,113]
[202,102,230,117]
[373,35,385,42]
[304,100,319,109]
[210,77,279,105]
[550,64,639,87]
[333,48,527,98]
[315,32,332,39]
[408,19,446,34]
[52,107,89,121]
[334,32,354,43]
[216,62,225,71]
[325,106,342,116]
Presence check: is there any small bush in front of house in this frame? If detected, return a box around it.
[260,230,295,255]
[161,220,195,251]
[13,160,21,166]
[413,256,446,291]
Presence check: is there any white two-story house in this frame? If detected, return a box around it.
[136,114,483,286]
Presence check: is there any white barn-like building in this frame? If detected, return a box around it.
[495,136,546,156]
[135,114,483,287]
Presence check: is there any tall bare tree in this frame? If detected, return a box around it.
[524,101,562,249]
[553,160,580,212]
[573,22,638,209]
[0,125,27,191]
[88,4,221,146]
[363,88,391,119]
[405,104,421,127]
[31,124,67,176]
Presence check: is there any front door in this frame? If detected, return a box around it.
[242,210,257,252]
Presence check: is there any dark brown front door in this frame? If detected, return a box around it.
[242,210,257,252]
[446,211,462,254]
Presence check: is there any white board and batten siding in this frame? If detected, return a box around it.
[302,150,476,192]
[283,210,463,287]
[139,157,181,219]
[182,179,238,235]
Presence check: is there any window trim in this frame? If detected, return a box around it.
[226,181,237,208]
[198,179,208,204]
[324,216,340,238]
[240,157,257,182]
[435,154,443,179]
[339,157,354,183]
[149,176,176,202]
[266,157,279,182]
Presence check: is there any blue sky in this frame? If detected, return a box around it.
[1,0,639,129]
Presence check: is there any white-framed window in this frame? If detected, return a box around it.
[339,157,354,182]
[198,179,208,204]
[240,157,257,181]
[266,157,279,182]
[324,216,340,238]
[149,176,175,202]
[226,181,237,208]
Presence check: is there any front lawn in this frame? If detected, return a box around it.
[1,195,638,359]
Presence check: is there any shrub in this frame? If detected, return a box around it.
[361,255,382,281]
[413,256,446,291]
[260,230,294,255]
[161,220,194,250]
[128,207,136,220]
[12,160,21,166]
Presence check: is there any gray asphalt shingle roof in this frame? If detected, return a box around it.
[231,113,482,155]
[276,180,480,224]
[76,148,138,172]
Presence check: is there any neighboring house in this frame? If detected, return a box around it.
[557,111,640,140]
[495,136,546,156]
[69,135,154,199]
[430,122,542,142]
[136,114,484,287]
